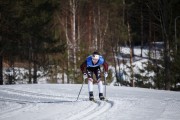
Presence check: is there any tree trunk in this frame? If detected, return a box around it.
[97,2,101,51]
[88,0,93,51]
[148,8,152,60]
[70,0,77,83]
[0,11,3,85]
[28,40,32,84]
[0,55,3,85]
[93,8,98,50]
[33,55,37,84]
[159,0,171,90]
[164,37,171,90]
[112,45,118,83]
[62,64,64,84]
[117,43,121,76]
[140,3,144,57]
[28,61,32,84]
[67,48,70,83]
[128,22,134,87]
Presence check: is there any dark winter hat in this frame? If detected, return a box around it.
[92,51,99,55]
[92,51,100,60]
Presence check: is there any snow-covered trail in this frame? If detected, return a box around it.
[0,84,180,120]
[0,84,114,120]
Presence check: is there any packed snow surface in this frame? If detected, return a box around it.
[0,84,180,120]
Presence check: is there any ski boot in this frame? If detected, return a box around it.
[99,93,105,100]
[89,91,94,101]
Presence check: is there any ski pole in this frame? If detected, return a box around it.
[104,75,107,98]
[76,80,85,101]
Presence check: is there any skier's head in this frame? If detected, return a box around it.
[92,51,100,63]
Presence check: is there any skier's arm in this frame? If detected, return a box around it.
[80,61,87,73]
[103,61,108,72]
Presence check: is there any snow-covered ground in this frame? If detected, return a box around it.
[0,84,180,120]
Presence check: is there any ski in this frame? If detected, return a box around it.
[89,98,108,103]
[90,99,97,103]
[100,98,108,102]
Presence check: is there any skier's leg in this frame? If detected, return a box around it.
[88,78,93,92]
[88,78,94,100]
[87,69,94,100]
[97,80,103,93]
[97,80,105,100]
[95,68,105,100]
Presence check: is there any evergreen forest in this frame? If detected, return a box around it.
[0,0,180,91]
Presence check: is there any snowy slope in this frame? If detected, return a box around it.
[0,84,180,120]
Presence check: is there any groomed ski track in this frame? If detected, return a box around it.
[1,84,180,120]
[0,84,114,120]
[66,100,113,120]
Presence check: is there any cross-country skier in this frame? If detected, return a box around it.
[80,51,108,101]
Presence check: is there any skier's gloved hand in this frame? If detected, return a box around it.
[104,72,108,78]
[83,73,88,80]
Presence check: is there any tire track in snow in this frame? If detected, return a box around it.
[66,100,114,120]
